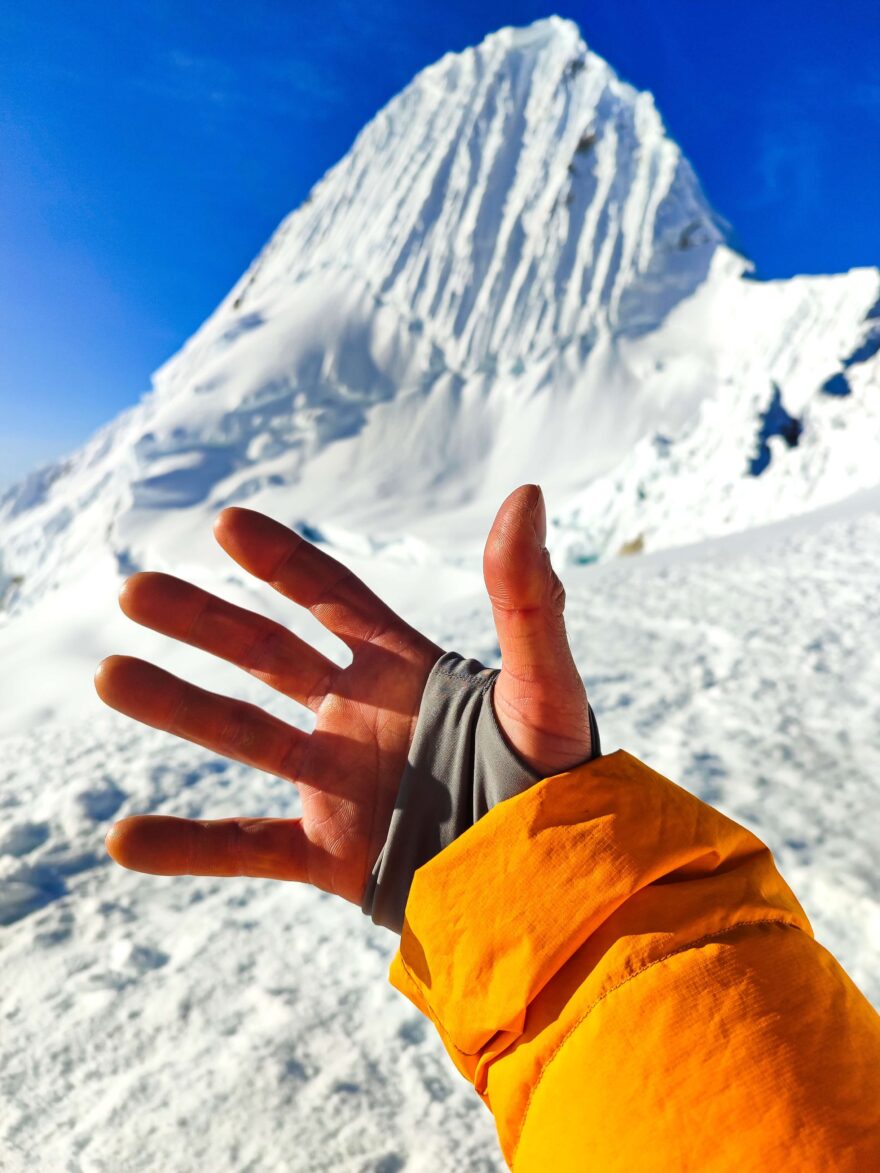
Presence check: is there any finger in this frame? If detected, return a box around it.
[94,655,309,781]
[483,485,591,766]
[119,572,339,712]
[106,815,311,881]
[213,508,405,649]
[483,484,578,680]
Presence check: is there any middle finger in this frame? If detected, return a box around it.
[120,572,339,712]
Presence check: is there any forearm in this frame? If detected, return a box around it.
[389,751,880,1169]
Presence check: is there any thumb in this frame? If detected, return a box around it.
[483,485,593,775]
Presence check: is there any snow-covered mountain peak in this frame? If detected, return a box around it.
[1,18,879,733]
[203,15,728,376]
[483,14,581,48]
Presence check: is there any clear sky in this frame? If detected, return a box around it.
[1,0,878,487]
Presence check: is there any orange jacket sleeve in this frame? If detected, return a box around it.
[389,749,880,1170]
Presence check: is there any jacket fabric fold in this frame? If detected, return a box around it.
[389,749,880,1170]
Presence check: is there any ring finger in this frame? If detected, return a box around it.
[119,572,339,712]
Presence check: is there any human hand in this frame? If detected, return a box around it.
[96,484,593,905]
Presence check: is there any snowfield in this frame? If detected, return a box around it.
[2,488,880,1171]
[1,14,878,1172]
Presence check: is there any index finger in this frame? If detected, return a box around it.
[214,508,405,649]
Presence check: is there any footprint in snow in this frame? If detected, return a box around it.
[0,864,66,926]
[0,820,50,857]
[366,1157,406,1173]
[397,1017,427,1047]
[77,779,126,821]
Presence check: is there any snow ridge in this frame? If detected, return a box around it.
[229,17,727,364]
[0,15,878,685]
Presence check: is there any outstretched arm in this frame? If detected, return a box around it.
[390,748,880,1169]
[96,484,880,1172]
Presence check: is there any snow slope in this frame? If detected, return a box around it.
[1,15,879,1172]
[2,485,880,1172]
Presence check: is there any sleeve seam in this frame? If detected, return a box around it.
[432,666,497,693]
[509,915,805,1166]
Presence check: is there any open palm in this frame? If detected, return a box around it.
[96,484,593,906]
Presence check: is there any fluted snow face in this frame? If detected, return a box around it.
[1,15,878,670]
[238,18,726,366]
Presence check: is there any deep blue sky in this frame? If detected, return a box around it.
[1,1,878,486]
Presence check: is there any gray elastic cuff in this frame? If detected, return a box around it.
[362,650,602,933]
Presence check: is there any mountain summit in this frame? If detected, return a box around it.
[230,16,729,362]
[1,17,879,703]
